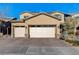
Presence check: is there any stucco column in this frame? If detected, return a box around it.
[56,24,60,39]
[11,26,13,38]
[26,25,28,39]
[25,21,29,39]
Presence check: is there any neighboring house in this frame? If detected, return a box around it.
[0,19,3,36]
[11,12,69,39]
[0,18,15,35]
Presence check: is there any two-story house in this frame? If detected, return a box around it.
[11,12,69,39]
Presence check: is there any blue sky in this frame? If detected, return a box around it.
[0,3,79,19]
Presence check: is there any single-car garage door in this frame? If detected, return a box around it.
[14,27,25,37]
[29,26,56,38]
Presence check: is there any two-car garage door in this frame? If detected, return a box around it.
[29,27,55,38]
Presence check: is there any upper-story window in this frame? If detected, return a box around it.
[24,16,29,19]
[53,14,62,21]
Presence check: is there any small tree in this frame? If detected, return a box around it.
[63,17,77,39]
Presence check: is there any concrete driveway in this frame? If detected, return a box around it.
[0,35,79,55]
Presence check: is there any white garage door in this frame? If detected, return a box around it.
[14,27,25,37]
[29,27,55,38]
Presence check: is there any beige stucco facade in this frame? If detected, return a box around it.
[20,12,34,20]
[25,14,61,38]
[51,12,65,24]
[11,13,65,38]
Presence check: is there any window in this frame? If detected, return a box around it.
[54,14,62,21]
[24,16,29,19]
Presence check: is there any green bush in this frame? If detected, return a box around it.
[65,40,74,43]
[74,41,79,45]
[65,40,79,46]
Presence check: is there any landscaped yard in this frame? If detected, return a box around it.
[65,38,79,46]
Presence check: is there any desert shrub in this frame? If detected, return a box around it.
[65,39,79,46]
[65,40,74,43]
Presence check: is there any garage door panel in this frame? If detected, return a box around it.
[14,27,25,37]
[30,27,55,38]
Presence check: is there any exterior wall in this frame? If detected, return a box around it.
[56,24,61,38]
[20,13,33,19]
[25,14,61,38]
[12,13,65,38]
[51,12,65,24]
[12,23,25,26]
[25,15,60,25]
